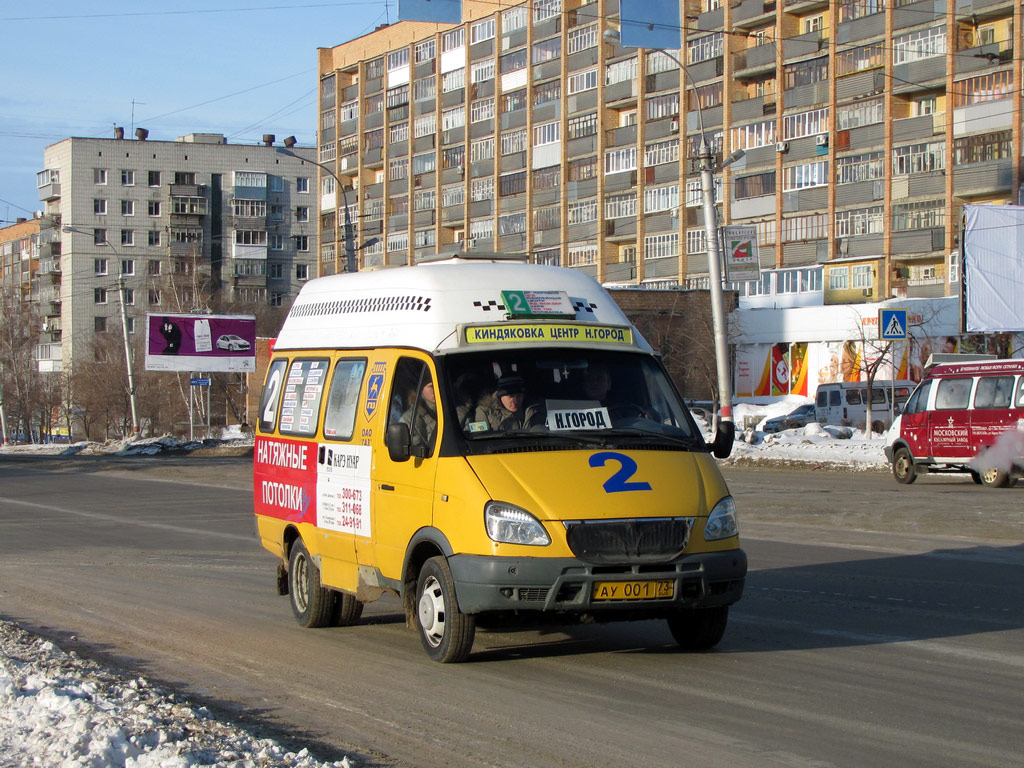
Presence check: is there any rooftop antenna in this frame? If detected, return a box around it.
[131,100,146,137]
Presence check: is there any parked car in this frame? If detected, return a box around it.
[762,403,816,433]
[216,334,251,352]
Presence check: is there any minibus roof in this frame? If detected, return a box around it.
[273,257,651,354]
[928,358,1024,378]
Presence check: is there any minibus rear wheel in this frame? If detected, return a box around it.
[980,467,1011,488]
[667,606,728,650]
[892,447,917,484]
[289,539,335,628]
[415,556,476,663]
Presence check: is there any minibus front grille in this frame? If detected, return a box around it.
[564,518,693,564]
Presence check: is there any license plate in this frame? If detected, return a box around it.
[592,579,675,601]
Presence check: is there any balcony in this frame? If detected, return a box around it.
[733,43,777,78]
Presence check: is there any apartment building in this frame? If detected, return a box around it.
[36,132,316,372]
[315,0,1016,304]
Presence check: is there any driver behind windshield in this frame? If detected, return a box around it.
[472,375,545,432]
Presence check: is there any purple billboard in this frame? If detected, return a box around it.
[144,313,256,373]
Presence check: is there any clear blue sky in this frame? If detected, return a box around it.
[0,1,396,225]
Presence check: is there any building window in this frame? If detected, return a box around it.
[121,229,134,246]
[123,288,135,306]
[534,79,561,106]
[470,178,493,202]
[501,128,528,155]
[94,258,108,276]
[269,263,284,280]
[533,205,560,230]
[604,147,637,174]
[148,230,161,246]
[533,247,560,266]
[567,112,598,139]
[93,228,107,246]
[953,129,1012,165]
[952,70,1013,107]
[851,264,873,289]
[835,41,884,76]
[503,6,528,32]
[295,236,310,251]
[567,199,598,225]
[568,156,597,181]
[442,68,465,93]
[296,264,309,281]
[606,57,638,86]
[647,49,683,74]
[835,152,884,184]
[414,189,436,212]
[686,229,707,255]
[781,213,829,241]
[147,170,161,187]
[645,92,679,121]
[731,119,776,150]
[783,161,829,191]
[148,200,161,216]
[892,199,945,231]
[533,121,560,146]
[148,259,161,276]
[149,289,161,304]
[94,288,108,304]
[782,107,829,140]
[644,139,679,167]
[296,177,310,193]
[469,219,493,239]
[533,0,561,22]
[470,137,495,162]
[568,24,598,54]
[605,192,637,219]
[95,317,107,333]
[644,232,680,260]
[413,152,437,174]
[389,158,409,181]
[441,105,465,130]
[644,185,679,214]
[735,171,776,199]
[532,37,561,64]
[295,206,310,222]
[502,88,528,112]
[784,56,828,89]
[893,26,946,65]
[829,266,850,290]
[121,170,135,186]
[568,69,597,94]
[94,199,107,215]
[471,98,495,123]
[471,59,495,84]
[836,98,884,130]
[892,141,945,175]
[414,114,436,137]
[687,33,724,64]
[567,244,597,268]
[442,183,465,207]
[533,165,560,190]
[442,27,464,52]
[415,39,435,63]
[498,212,527,235]
[121,200,135,216]
[94,168,107,185]
[499,171,527,196]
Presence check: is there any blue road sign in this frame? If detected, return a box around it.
[190,377,211,386]
[879,309,908,340]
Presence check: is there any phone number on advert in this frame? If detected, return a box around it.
[340,487,363,501]
[338,501,363,517]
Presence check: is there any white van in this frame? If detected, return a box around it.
[814,380,914,432]
[254,255,746,662]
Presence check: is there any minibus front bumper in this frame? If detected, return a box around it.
[447,549,747,615]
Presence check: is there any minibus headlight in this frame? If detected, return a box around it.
[704,496,739,541]
[484,502,551,546]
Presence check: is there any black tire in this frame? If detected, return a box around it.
[288,540,335,628]
[892,447,917,485]
[667,606,729,651]
[332,593,364,626]
[969,470,983,485]
[980,467,1011,488]
[415,556,475,663]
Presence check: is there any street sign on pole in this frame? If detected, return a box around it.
[190,377,211,386]
[879,308,909,340]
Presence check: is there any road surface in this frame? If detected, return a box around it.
[0,456,1021,767]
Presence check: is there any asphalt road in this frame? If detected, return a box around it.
[0,455,1021,767]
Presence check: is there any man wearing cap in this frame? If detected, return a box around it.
[474,375,544,431]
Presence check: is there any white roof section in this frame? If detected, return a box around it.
[274,258,650,353]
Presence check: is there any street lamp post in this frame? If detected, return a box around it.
[278,139,357,274]
[603,31,741,438]
[63,226,140,437]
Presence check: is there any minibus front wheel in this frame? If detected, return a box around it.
[667,606,729,651]
[892,447,917,485]
[416,556,476,663]
[980,467,1012,488]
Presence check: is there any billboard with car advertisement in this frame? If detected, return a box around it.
[144,313,256,372]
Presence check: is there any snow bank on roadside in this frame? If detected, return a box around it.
[0,620,350,768]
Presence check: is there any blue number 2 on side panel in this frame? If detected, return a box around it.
[589,451,653,493]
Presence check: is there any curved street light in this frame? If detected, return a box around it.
[278,139,378,275]
[604,29,741,430]
[62,225,140,437]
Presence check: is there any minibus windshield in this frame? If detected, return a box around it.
[442,348,699,444]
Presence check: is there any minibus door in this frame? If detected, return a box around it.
[928,377,974,460]
[900,380,931,458]
[968,374,1017,455]
[370,355,440,582]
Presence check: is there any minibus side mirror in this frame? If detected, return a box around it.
[708,421,735,459]
[386,422,412,462]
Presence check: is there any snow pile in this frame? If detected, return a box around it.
[0,429,255,458]
[0,620,351,768]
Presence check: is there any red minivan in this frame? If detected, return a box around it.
[885,359,1024,487]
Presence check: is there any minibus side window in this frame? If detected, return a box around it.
[816,390,827,407]
[846,389,863,405]
[829,390,841,406]
[1016,377,1024,408]
[973,376,1013,409]
[323,359,368,441]
[389,357,437,457]
[935,377,972,410]
[279,358,331,437]
[903,380,931,415]
[258,359,289,433]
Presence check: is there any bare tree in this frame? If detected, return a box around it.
[0,286,44,441]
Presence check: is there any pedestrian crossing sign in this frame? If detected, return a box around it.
[879,308,908,340]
